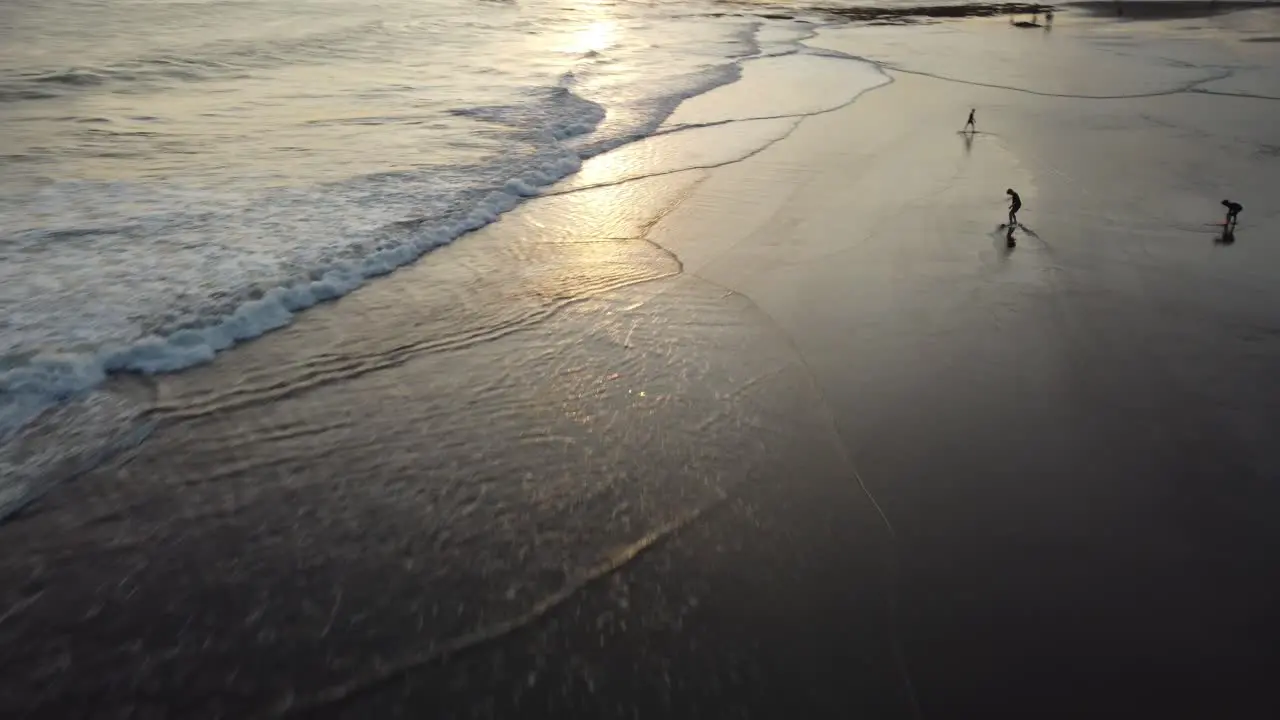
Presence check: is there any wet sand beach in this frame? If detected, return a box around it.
[4,6,1280,719]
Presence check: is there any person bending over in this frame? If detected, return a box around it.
[1222,199,1243,228]
[1007,188,1022,226]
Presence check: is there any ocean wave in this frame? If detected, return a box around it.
[0,19,392,104]
[0,62,222,103]
[449,86,608,141]
[31,68,109,87]
[0,59,744,437]
[0,155,578,436]
[0,0,762,455]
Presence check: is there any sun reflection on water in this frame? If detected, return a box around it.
[570,19,617,55]
[564,0,619,56]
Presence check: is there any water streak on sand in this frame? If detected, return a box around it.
[539,118,804,198]
[1190,88,1280,101]
[884,64,1237,99]
[269,495,732,717]
[150,239,684,423]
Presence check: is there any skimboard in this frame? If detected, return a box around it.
[1173,222,1236,235]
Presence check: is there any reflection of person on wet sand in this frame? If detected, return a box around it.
[964,108,976,132]
[1012,10,1042,28]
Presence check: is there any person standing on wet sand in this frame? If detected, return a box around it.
[1007,188,1022,226]
[1222,199,1243,228]
[965,108,976,132]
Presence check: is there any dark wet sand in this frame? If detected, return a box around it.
[385,56,1280,718]
[346,29,1280,717]
[5,13,1280,720]
[654,31,1280,716]
[311,410,913,719]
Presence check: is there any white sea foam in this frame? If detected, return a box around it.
[0,155,576,411]
[4,0,978,466]
[0,0,777,443]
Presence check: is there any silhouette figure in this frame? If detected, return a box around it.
[1007,188,1022,226]
[1222,199,1243,229]
[1046,9,1055,25]
[964,108,976,132]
